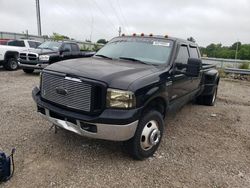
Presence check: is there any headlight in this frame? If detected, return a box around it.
[106,88,136,109]
[39,55,50,61]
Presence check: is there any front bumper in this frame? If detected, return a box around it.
[32,86,141,141]
[19,60,49,69]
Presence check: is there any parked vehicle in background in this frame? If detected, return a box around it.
[0,39,41,70]
[19,41,96,74]
[32,35,220,160]
[0,39,11,45]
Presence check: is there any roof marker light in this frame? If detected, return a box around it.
[164,35,168,38]
[132,33,136,36]
[141,33,144,36]
[149,33,153,37]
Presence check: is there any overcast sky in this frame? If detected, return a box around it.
[0,0,249,46]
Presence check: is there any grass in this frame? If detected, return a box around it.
[218,68,227,78]
[239,62,250,69]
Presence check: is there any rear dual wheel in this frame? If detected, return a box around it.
[196,86,218,106]
[124,110,164,160]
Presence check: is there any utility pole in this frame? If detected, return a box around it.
[118,26,121,36]
[36,0,42,36]
[90,16,94,42]
[234,40,239,68]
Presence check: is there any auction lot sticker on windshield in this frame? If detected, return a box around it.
[153,41,170,47]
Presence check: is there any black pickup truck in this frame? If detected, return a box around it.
[32,35,219,160]
[19,41,95,73]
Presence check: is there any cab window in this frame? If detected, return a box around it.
[176,45,189,64]
[7,40,25,47]
[71,44,79,52]
[28,41,41,48]
[189,46,199,58]
[62,43,72,51]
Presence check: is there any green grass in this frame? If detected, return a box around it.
[239,62,250,69]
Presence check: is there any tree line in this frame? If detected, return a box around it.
[200,42,250,60]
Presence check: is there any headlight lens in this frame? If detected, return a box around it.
[106,88,136,109]
[39,55,50,61]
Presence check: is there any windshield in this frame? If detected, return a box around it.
[95,37,173,65]
[38,41,62,50]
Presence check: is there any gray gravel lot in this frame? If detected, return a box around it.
[0,69,250,188]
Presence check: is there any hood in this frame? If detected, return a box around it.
[45,57,160,90]
[21,48,58,55]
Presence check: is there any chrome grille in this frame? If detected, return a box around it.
[19,53,38,61]
[41,72,92,112]
[19,53,27,60]
[28,54,37,60]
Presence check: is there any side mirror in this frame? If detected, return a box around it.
[186,58,202,77]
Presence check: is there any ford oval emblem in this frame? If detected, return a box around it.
[56,87,68,95]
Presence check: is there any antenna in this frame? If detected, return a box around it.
[118,26,121,36]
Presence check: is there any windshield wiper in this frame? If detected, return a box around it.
[95,54,112,60]
[119,57,150,65]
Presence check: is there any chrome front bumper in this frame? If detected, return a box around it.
[19,62,49,69]
[40,109,138,141]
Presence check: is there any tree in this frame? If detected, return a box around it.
[97,39,108,44]
[230,42,241,50]
[51,33,70,41]
[93,44,102,52]
[187,37,196,43]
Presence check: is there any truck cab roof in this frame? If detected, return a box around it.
[116,34,198,47]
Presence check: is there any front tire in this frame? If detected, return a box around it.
[124,110,164,160]
[23,69,34,74]
[5,58,18,71]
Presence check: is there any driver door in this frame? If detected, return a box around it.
[169,44,192,102]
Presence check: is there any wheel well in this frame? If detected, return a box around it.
[4,51,18,62]
[143,97,166,118]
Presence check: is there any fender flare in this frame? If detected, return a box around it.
[201,69,220,96]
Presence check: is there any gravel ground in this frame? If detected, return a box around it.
[0,69,250,188]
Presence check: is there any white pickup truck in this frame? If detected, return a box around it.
[0,39,41,71]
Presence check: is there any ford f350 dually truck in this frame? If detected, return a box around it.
[32,35,219,160]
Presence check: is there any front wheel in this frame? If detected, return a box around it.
[124,110,164,160]
[5,58,18,71]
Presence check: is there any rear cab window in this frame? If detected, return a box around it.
[189,46,200,58]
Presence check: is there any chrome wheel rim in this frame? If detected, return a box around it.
[10,60,18,70]
[140,120,161,151]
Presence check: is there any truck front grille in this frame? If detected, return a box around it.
[28,54,37,61]
[19,53,38,61]
[41,72,93,112]
[19,53,27,60]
